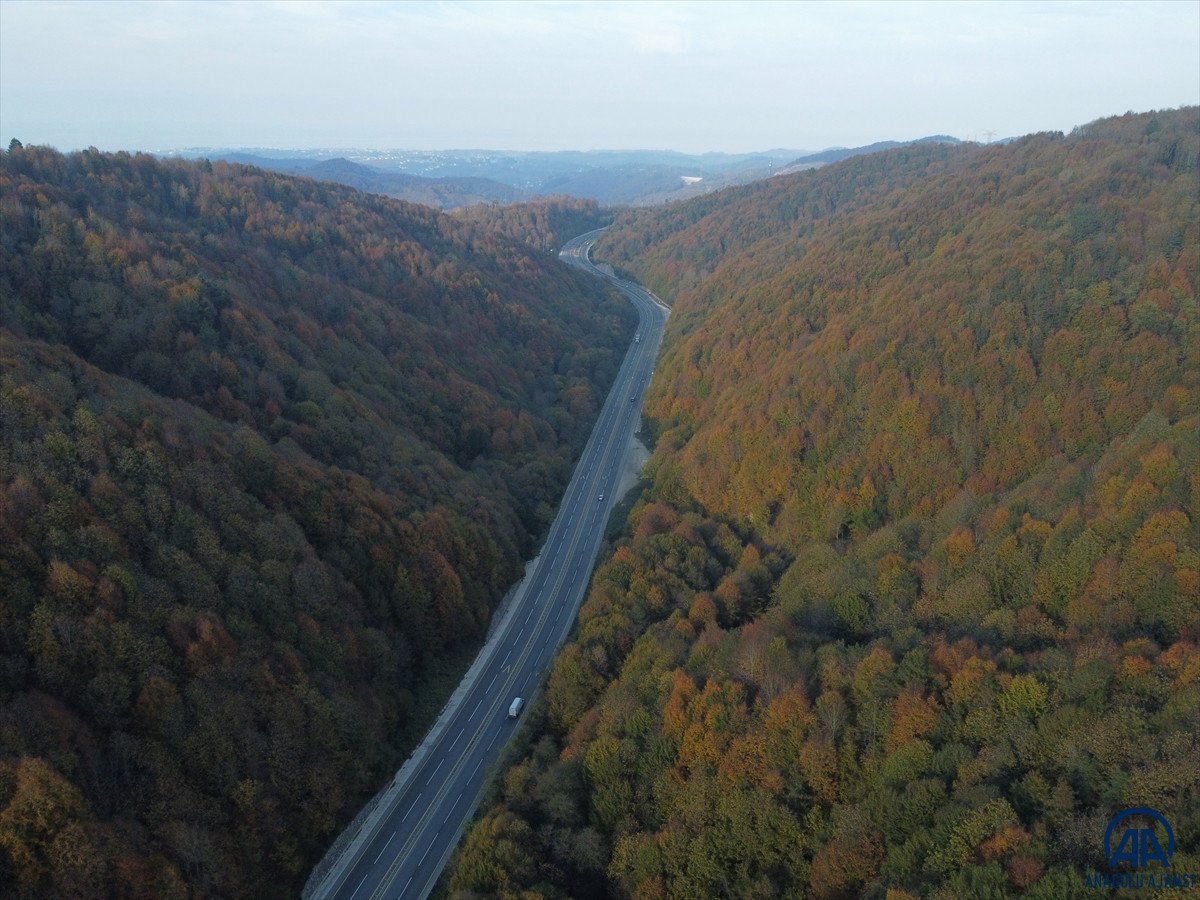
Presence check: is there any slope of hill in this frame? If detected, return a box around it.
[452,196,612,252]
[789,134,963,167]
[594,139,969,302]
[0,145,634,897]
[447,109,1199,897]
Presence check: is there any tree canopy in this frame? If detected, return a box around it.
[448,108,1199,898]
[0,145,634,897]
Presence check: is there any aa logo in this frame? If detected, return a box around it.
[1105,808,1175,871]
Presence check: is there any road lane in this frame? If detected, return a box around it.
[311,228,665,900]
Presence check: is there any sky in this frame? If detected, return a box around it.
[1,0,1197,154]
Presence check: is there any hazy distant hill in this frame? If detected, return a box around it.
[537,163,715,207]
[190,151,526,209]
[358,148,808,190]
[173,147,811,208]
[448,108,1199,898]
[421,150,808,207]
[0,146,634,897]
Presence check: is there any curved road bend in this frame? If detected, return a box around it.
[312,229,667,899]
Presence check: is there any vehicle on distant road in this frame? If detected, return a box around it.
[508,697,524,718]
[598,494,604,502]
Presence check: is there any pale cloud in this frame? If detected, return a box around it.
[602,3,693,55]
[628,25,688,55]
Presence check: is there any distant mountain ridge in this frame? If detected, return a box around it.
[170,147,813,208]
[787,134,963,168]
[189,151,526,209]
[172,140,983,209]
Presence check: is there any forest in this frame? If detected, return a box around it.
[0,146,635,897]
[447,109,1199,897]
[453,196,611,254]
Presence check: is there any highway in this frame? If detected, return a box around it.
[311,228,667,899]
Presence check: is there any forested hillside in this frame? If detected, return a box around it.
[0,145,634,897]
[448,109,1199,897]
[453,196,611,254]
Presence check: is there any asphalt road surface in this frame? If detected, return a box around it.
[312,229,667,899]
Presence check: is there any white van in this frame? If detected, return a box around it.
[508,697,524,718]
